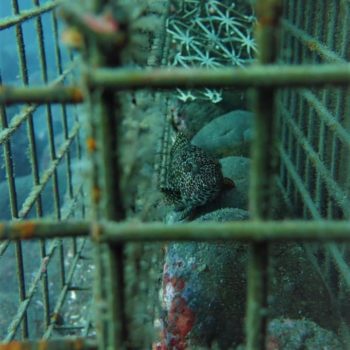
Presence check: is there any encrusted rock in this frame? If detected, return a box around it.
[159,208,248,349]
[192,110,253,158]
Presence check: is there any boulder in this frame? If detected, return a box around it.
[266,318,343,350]
[192,110,253,158]
[160,209,248,349]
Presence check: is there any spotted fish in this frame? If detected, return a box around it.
[162,133,230,216]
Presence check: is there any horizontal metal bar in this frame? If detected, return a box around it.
[281,19,346,64]
[86,64,350,89]
[100,220,350,242]
[0,86,83,105]
[0,1,60,30]
[0,62,77,143]
[1,220,350,241]
[0,220,89,240]
[0,338,97,350]
[1,64,350,104]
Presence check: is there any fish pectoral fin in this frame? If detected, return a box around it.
[223,177,236,190]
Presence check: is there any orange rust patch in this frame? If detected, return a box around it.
[91,186,101,204]
[91,222,103,242]
[0,341,22,350]
[14,221,36,239]
[0,223,5,238]
[86,137,97,152]
[307,40,318,52]
[37,340,48,350]
[71,87,84,103]
[256,0,283,27]
[258,16,277,26]
[73,338,84,350]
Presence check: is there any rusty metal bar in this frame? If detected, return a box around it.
[0,62,79,144]
[0,85,83,105]
[1,64,350,104]
[0,338,97,350]
[0,220,89,241]
[1,220,350,242]
[83,1,128,349]
[87,64,350,89]
[246,1,283,349]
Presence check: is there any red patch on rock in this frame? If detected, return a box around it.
[160,266,195,349]
[164,295,195,349]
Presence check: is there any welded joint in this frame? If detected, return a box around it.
[255,0,283,27]
[90,221,104,243]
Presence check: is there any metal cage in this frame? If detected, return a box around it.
[0,0,350,349]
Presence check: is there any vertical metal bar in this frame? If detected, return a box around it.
[31,1,64,296]
[290,0,302,208]
[326,0,349,317]
[84,1,127,349]
[27,1,61,222]
[328,1,349,219]
[51,9,74,201]
[300,0,314,218]
[247,1,282,349]
[50,3,78,284]
[314,0,335,217]
[30,0,53,331]
[0,81,28,342]
[10,0,33,338]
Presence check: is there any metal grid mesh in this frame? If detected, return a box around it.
[277,0,350,337]
[0,0,92,341]
[0,0,349,349]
